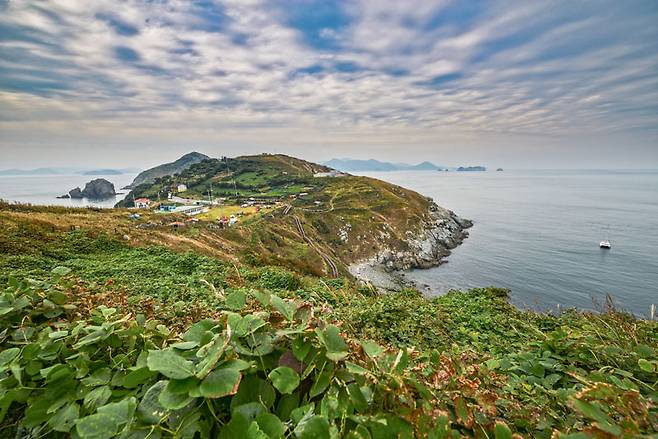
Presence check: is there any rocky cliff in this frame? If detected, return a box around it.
[349,201,472,291]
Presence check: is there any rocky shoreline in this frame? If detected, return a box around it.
[348,201,473,292]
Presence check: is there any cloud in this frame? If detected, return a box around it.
[0,0,656,167]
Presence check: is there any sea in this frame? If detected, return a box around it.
[354,169,658,317]
[0,173,136,208]
[1,169,657,317]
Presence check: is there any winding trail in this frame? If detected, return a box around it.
[292,215,339,277]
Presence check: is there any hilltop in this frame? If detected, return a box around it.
[129,151,209,187]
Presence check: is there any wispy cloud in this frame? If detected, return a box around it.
[0,0,656,167]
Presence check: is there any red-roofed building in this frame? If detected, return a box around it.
[134,198,151,209]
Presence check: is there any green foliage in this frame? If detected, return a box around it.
[2,269,657,437]
[257,268,302,291]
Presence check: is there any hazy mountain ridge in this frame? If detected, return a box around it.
[0,167,139,176]
[323,158,446,172]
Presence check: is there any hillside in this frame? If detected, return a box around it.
[117,153,469,280]
[1,200,656,438]
[0,154,656,437]
[129,151,210,187]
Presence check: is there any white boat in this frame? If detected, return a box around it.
[600,240,611,249]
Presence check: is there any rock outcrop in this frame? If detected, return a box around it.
[349,201,472,291]
[62,179,116,200]
[374,202,472,271]
[68,187,83,199]
[81,179,116,199]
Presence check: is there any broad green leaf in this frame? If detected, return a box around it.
[256,413,285,439]
[270,295,295,321]
[494,421,513,439]
[97,397,137,422]
[232,375,276,410]
[183,319,216,343]
[292,336,312,362]
[317,325,348,362]
[49,402,79,433]
[360,340,383,359]
[195,333,228,379]
[294,415,330,439]
[171,341,198,350]
[345,362,368,376]
[147,349,195,379]
[268,367,300,394]
[138,381,168,424]
[233,402,267,422]
[167,376,200,395]
[226,289,247,310]
[76,413,118,439]
[122,367,154,388]
[158,381,195,409]
[199,366,242,398]
[83,385,112,412]
[347,383,368,412]
[638,358,655,372]
[81,367,112,386]
[76,397,136,439]
[309,369,333,398]
[571,399,613,425]
[0,348,19,366]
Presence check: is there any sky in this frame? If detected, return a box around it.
[0,0,657,169]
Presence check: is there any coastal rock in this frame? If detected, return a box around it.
[349,201,473,291]
[63,179,116,200]
[68,187,83,199]
[81,179,116,199]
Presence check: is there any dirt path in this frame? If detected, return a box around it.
[292,215,339,277]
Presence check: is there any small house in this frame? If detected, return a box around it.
[159,204,177,213]
[134,198,151,209]
[177,184,188,192]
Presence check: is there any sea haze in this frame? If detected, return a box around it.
[0,173,137,208]
[355,169,658,317]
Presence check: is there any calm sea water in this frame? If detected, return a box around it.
[0,174,136,208]
[356,170,658,317]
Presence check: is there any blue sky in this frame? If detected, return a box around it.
[0,0,657,168]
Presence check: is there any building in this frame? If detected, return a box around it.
[175,205,205,216]
[134,198,151,209]
[159,204,177,212]
[177,184,188,192]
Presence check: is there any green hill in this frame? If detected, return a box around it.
[129,151,210,187]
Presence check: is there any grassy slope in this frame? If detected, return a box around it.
[1,201,657,437]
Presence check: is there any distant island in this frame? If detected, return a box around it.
[0,167,139,176]
[83,169,124,176]
[457,166,487,172]
[323,158,446,172]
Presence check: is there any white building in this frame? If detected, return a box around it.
[177,184,188,192]
[175,205,205,216]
